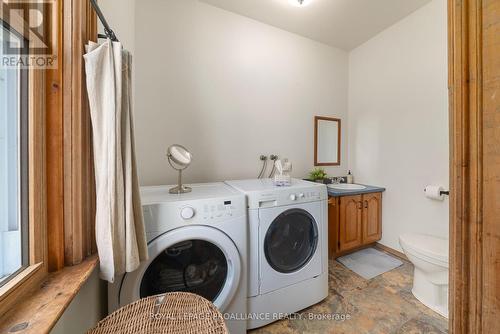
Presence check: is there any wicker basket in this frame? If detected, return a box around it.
[88,292,228,334]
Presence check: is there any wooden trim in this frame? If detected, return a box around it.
[314,116,341,166]
[85,0,97,256]
[47,0,98,271]
[0,256,99,334]
[0,265,46,319]
[47,0,98,269]
[374,243,408,262]
[449,0,500,333]
[28,52,48,271]
[62,0,97,266]
[46,0,65,272]
[0,263,42,295]
[480,0,500,329]
[449,0,482,332]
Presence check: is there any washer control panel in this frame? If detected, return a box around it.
[143,195,246,242]
[202,200,238,220]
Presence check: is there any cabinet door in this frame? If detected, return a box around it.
[328,197,340,258]
[362,192,382,244]
[339,195,363,252]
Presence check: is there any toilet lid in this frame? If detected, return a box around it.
[399,234,449,263]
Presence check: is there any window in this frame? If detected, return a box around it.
[0,1,98,326]
[0,21,29,287]
[0,7,47,316]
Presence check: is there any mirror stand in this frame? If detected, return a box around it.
[167,144,193,194]
[169,169,192,194]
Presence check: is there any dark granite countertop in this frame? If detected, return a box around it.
[327,184,386,197]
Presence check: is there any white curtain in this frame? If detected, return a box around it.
[84,39,148,283]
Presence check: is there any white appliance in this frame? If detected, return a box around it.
[225,178,329,329]
[399,233,449,318]
[108,183,248,334]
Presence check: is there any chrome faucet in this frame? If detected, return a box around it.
[330,177,343,184]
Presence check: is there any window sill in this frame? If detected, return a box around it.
[0,255,99,334]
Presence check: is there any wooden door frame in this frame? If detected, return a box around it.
[448,0,499,333]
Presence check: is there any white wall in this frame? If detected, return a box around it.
[132,0,348,185]
[348,0,449,251]
[97,0,448,253]
[98,0,136,55]
[51,269,106,334]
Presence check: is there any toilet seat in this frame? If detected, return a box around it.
[399,234,448,267]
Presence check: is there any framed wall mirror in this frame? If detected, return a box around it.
[314,116,341,166]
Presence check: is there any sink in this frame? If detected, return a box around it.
[328,184,367,190]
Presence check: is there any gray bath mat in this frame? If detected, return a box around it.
[337,248,403,279]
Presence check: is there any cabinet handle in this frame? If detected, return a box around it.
[364,200,368,208]
[358,201,363,210]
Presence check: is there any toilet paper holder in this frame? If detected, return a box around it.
[423,188,450,196]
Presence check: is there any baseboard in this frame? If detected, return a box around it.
[374,242,408,262]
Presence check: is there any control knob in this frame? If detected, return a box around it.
[180,207,195,220]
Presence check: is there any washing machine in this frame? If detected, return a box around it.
[108,183,247,334]
[225,178,329,329]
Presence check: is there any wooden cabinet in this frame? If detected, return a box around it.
[327,197,339,257]
[339,195,363,252]
[362,192,382,244]
[328,192,383,258]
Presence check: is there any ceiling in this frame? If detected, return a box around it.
[199,0,432,50]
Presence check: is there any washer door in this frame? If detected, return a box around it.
[264,209,318,273]
[119,226,241,312]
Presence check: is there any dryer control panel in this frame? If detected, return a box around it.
[254,189,326,209]
[225,178,328,210]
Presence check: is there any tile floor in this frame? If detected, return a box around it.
[250,256,448,334]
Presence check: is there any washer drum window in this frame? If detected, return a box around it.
[140,240,228,302]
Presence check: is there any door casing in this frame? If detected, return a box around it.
[448,0,500,333]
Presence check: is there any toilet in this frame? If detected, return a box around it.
[399,233,449,318]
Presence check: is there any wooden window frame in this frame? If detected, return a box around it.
[46,0,97,273]
[0,4,48,316]
[0,0,98,322]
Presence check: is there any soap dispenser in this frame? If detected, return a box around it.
[347,170,354,184]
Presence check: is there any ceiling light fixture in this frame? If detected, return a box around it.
[288,0,313,7]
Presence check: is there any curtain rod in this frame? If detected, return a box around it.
[90,0,119,42]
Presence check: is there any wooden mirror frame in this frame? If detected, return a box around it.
[314,116,341,166]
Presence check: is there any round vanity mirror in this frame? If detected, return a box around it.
[168,145,192,168]
[167,144,192,194]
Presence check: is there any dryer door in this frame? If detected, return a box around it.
[264,208,318,273]
[119,226,241,312]
[259,201,324,294]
